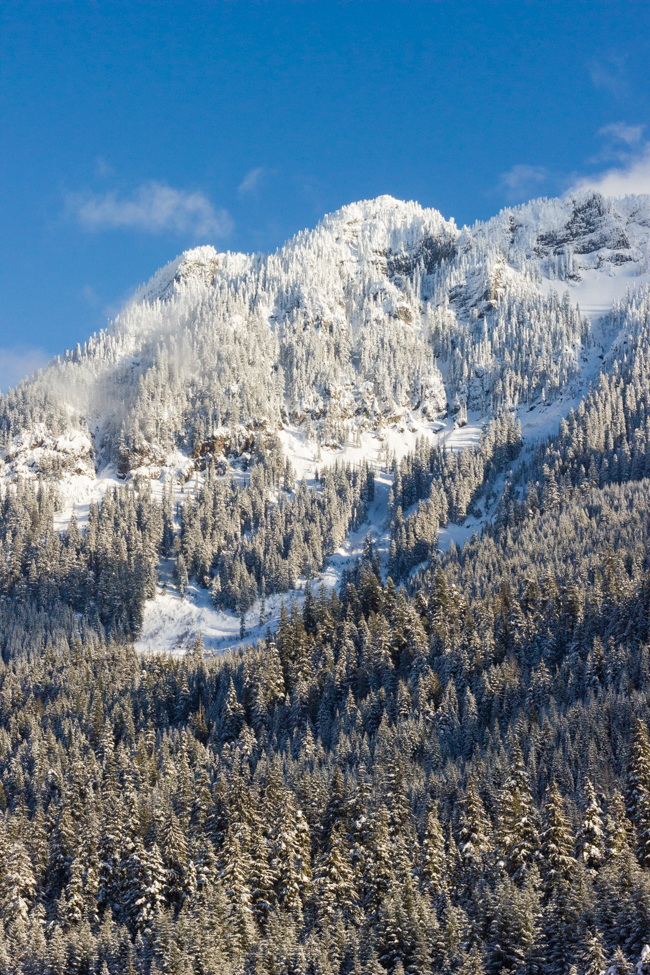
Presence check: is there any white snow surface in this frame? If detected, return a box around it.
[538,263,650,321]
[0,426,95,483]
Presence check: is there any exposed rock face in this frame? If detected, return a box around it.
[536,194,631,256]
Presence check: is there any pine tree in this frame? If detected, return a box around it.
[270,798,311,915]
[312,823,359,927]
[577,780,604,876]
[607,946,631,975]
[133,843,167,932]
[627,719,650,866]
[541,781,576,890]
[221,678,245,743]
[363,805,395,919]
[248,821,276,927]
[420,805,447,897]
[626,718,650,820]
[456,946,487,975]
[579,929,607,975]
[159,809,189,907]
[487,873,540,975]
[458,780,492,872]
[63,856,85,928]
[497,746,541,883]
[174,553,189,597]
[604,789,633,862]
[1,840,36,923]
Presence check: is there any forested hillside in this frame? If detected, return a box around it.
[1,194,650,973]
[0,282,648,974]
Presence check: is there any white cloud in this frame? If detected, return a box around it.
[497,165,548,201]
[238,167,264,196]
[67,181,233,238]
[565,121,650,198]
[0,346,50,393]
[570,141,650,198]
[82,285,99,306]
[598,122,644,147]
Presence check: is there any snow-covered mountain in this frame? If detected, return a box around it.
[6,191,650,971]
[1,190,649,491]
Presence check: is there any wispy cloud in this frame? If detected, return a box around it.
[238,167,264,196]
[497,164,548,201]
[598,122,644,147]
[67,181,232,238]
[588,53,629,98]
[94,156,114,178]
[82,285,100,306]
[0,346,50,393]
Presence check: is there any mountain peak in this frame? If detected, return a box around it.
[3,188,650,489]
[134,244,222,304]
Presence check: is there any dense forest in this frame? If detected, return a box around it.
[388,411,522,582]
[1,489,650,972]
[0,299,650,973]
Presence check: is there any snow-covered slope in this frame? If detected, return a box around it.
[2,190,650,653]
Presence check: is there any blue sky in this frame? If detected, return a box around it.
[1,0,649,389]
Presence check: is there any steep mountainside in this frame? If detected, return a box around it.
[1,191,649,489]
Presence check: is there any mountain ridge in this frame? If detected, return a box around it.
[1,189,649,495]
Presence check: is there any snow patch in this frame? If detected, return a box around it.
[0,426,95,482]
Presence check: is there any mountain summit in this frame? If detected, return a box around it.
[1,190,649,490]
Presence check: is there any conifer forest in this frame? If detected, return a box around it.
[2,192,650,973]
